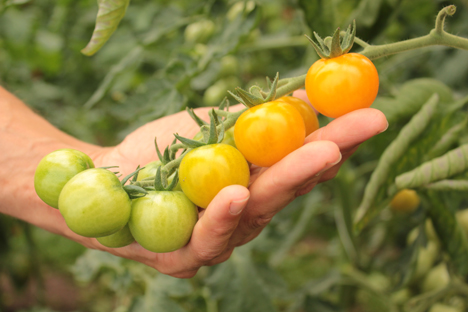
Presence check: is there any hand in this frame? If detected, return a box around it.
[85,90,387,278]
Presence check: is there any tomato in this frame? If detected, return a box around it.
[422,262,450,293]
[34,149,94,208]
[390,189,420,213]
[456,209,468,236]
[129,191,198,253]
[184,20,215,44]
[429,304,462,312]
[234,101,305,167]
[137,160,181,191]
[58,168,132,237]
[97,224,134,248]
[193,127,236,148]
[179,144,250,208]
[276,96,320,136]
[305,53,379,118]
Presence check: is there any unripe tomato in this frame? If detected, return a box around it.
[227,1,255,21]
[136,161,181,191]
[129,191,198,253]
[184,20,215,44]
[429,304,462,312]
[305,53,379,118]
[34,149,94,208]
[97,224,134,248]
[391,288,412,306]
[234,101,305,167]
[58,168,132,237]
[193,127,236,148]
[276,96,320,136]
[219,55,239,77]
[390,189,420,213]
[203,76,241,107]
[179,144,250,208]
[414,241,439,280]
[456,209,468,236]
[422,262,450,293]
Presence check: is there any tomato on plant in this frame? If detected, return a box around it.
[179,144,250,209]
[305,53,379,118]
[129,190,198,253]
[34,149,94,208]
[137,160,181,191]
[97,224,134,248]
[58,168,132,238]
[390,189,420,213]
[234,101,305,167]
[276,96,320,136]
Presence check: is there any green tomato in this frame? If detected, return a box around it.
[422,262,450,293]
[456,209,468,236]
[219,55,239,77]
[184,20,215,44]
[414,241,439,281]
[203,76,241,107]
[97,224,134,248]
[136,160,181,191]
[179,144,250,209]
[193,127,236,148]
[429,303,462,312]
[59,168,132,238]
[34,149,94,208]
[129,191,198,253]
[226,1,255,21]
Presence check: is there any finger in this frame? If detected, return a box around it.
[229,140,341,247]
[306,108,388,182]
[177,185,250,268]
[306,108,388,149]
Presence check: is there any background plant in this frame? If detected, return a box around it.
[2,0,468,311]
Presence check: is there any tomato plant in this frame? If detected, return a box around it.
[58,168,132,238]
[234,101,305,167]
[179,144,250,208]
[34,149,94,208]
[129,190,198,253]
[305,53,379,118]
[276,96,320,136]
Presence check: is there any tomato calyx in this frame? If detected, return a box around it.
[228,72,281,108]
[305,20,356,59]
[120,166,148,199]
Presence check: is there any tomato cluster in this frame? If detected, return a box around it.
[34,94,322,253]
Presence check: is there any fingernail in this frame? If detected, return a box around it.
[315,153,342,177]
[229,197,249,215]
[379,121,389,134]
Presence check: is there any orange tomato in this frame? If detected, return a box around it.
[276,96,320,136]
[305,53,379,118]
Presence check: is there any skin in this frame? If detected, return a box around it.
[0,85,387,278]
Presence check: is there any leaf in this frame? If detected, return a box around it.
[425,191,468,275]
[71,249,123,282]
[425,180,468,191]
[147,274,193,298]
[206,247,277,312]
[395,144,468,190]
[81,0,131,56]
[355,94,440,231]
[371,78,453,123]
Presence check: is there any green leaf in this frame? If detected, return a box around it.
[425,191,468,275]
[142,274,193,312]
[71,249,123,282]
[355,94,440,231]
[395,144,468,190]
[425,180,468,191]
[371,78,453,123]
[206,247,277,312]
[81,0,131,56]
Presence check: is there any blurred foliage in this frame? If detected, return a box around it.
[2,0,468,311]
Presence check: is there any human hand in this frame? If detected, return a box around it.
[83,90,387,278]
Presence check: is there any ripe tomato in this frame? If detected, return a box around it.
[305,53,379,118]
[276,96,320,136]
[390,189,420,213]
[179,144,250,208]
[137,160,181,190]
[34,149,94,208]
[234,101,305,167]
[97,224,134,248]
[129,190,198,253]
[58,168,132,237]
